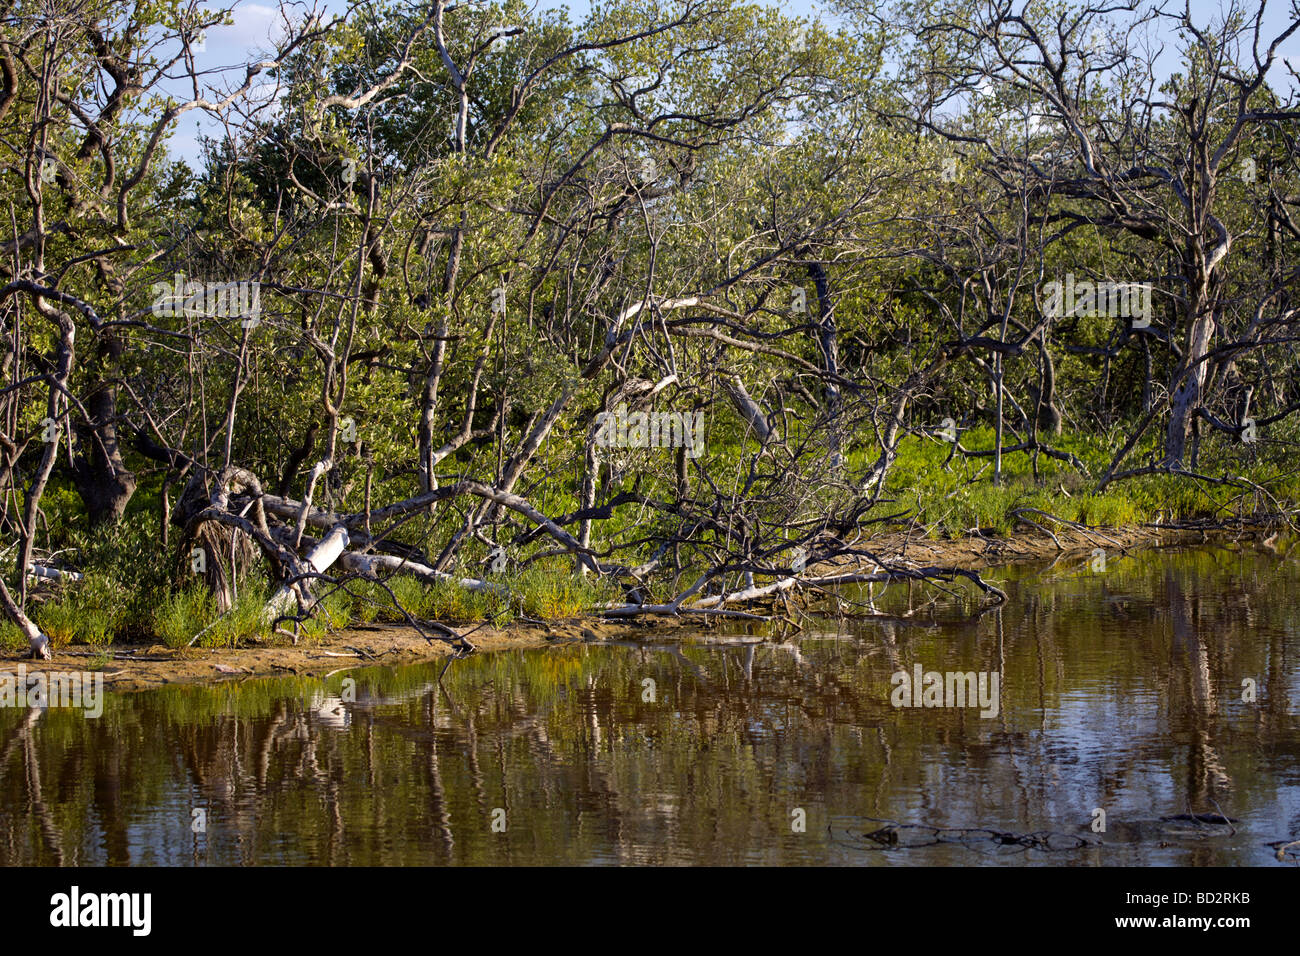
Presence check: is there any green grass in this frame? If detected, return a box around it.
[294,588,354,642]
[152,584,218,649]
[878,423,1300,538]
[323,565,619,630]
[509,567,621,619]
[0,619,27,652]
[426,576,503,622]
[35,600,81,649]
[31,575,129,650]
[204,578,271,648]
[387,575,436,619]
[351,584,382,624]
[151,577,271,649]
[58,503,174,637]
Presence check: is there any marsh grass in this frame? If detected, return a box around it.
[32,575,129,650]
[152,585,217,649]
[391,576,437,620]
[205,578,271,648]
[152,577,270,649]
[881,425,1299,538]
[426,577,502,622]
[294,588,354,642]
[0,619,26,652]
[510,567,621,619]
[327,566,618,630]
[35,600,81,649]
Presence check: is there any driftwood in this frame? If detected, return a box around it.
[26,564,83,582]
[334,550,505,594]
[601,566,1007,619]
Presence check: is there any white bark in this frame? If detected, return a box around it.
[26,564,83,582]
[293,457,333,549]
[263,524,350,624]
[724,375,772,444]
[336,551,506,594]
[0,577,47,657]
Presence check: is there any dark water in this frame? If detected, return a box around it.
[1,546,1298,866]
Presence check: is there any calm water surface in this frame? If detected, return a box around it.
[1,546,1298,865]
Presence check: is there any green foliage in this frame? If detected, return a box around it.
[425,577,499,623]
[151,585,218,650]
[0,619,27,653]
[34,601,80,649]
[204,578,272,649]
[379,575,436,621]
[3,0,1300,654]
[33,576,129,649]
[72,576,130,649]
[509,567,621,619]
[318,589,353,629]
[60,505,173,638]
[295,588,354,642]
[154,577,271,650]
[880,425,1293,538]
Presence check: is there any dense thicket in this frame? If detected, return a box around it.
[2,0,1298,651]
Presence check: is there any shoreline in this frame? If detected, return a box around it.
[2,523,1285,693]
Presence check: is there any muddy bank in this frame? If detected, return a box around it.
[856,521,1277,571]
[3,523,1285,691]
[2,617,690,693]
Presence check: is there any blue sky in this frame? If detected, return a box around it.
[167,0,1300,167]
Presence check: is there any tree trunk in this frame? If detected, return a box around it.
[71,378,136,525]
[1165,305,1216,468]
[808,263,842,470]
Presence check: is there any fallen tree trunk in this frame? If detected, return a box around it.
[601,565,1007,618]
[26,564,83,583]
[334,550,506,594]
[262,524,350,630]
[255,481,614,573]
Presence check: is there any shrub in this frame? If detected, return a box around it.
[349,580,383,624]
[74,576,130,648]
[512,567,620,619]
[29,575,129,649]
[294,588,353,642]
[61,514,172,637]
[381,575,435,620]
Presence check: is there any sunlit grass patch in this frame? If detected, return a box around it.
[295,588,354,642]
[209,580,271,648]
[35,600,80,650]
[152,585,218,649]
[379,575,436,621]
[510,567,621,619]
[32,575,128,649]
